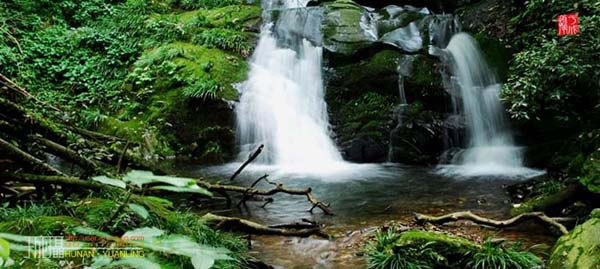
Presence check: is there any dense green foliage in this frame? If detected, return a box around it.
[0,175,247,268]
[502,0,600,122]
[0,0,256,159]
[366,229,542,269]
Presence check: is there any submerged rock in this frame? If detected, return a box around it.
[548,213,600,269]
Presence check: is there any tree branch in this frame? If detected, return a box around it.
[230,144,263,181]
[414,211,573,235]
[0,137,66,176]
[201,213,325,237]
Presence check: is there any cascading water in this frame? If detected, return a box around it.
[235,0,344,170]
[437,33,541,177]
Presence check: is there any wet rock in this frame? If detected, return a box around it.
[322,0,377,55]
[439,147,463,164]
[342,137,387,162]
[388,104,445,164]
[548,213,600,269]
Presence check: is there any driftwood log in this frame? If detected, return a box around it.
[414,211,573,235]
[201,213,324,237]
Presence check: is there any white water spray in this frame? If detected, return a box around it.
[438,33,541,177]
[235,0,346,171]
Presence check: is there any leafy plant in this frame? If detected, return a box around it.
[465,240,542,269]
[192,28,250,54]
[182,78,223,100]
[502,0,600,121]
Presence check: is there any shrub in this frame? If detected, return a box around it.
[502,0,600,122]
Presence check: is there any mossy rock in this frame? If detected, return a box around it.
[395,230,479,257]
[322,0,375,55]
[0,216,82,236]
[100,42,245,159]
[174,5,261,30]
[510,184,578,216]
[548,216,600,269]
[164,42,247,100]
[330,49,404,97]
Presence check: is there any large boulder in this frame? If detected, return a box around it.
[548,211,600,269]
[322,0,377,55]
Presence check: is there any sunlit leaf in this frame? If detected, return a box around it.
[92,176,126,189]
[123,170,196,187]
[122,227,164,240]
[0,238,9,266]
[150,185,212,197]
[128,203,149,219]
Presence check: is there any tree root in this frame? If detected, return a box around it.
[414,211,573,235]
[201,213,325,237]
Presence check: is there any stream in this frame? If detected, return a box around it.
[175,163,554,268]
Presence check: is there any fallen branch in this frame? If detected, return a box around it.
[0,73,62,112]
[32,135,102,174]
[0,173,105,190]
[201,213,325,237]
[414,211,572,235]
[230,144,263,181]
[198,180,333,215]
[0,137,66,176]
[1,171,334,215]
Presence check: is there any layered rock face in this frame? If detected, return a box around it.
[318,0,510,164]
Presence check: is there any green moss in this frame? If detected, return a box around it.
[202,5,261,29]
[322,0,372,55]
[548,217,600,269]
[395,230,480,255]
[73,198,118,228]
[511,184,578,216]
[0,216,82,236]
[336,92,395,141]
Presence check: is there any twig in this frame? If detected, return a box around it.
[100,191,133,231]
[230,144,263,181]
[117,141,131,174]
[236,174,269,207]
[414,211,573,235]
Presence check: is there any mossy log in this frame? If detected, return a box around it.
[415,211,573,235]
[510,184,579,216]
[0,138,66,176]
[32,136,103,174]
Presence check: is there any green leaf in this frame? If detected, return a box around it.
[92,176,126,189]
[150,185,212,197]
[191,255,214,269]
[110,257,161,269]
[128,203,149,219]
[0,238,9,266]
[123,170,196,187]
[122,227,164,240]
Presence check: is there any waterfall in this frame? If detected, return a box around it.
[438,33,540,177]
[235,0,343,168]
